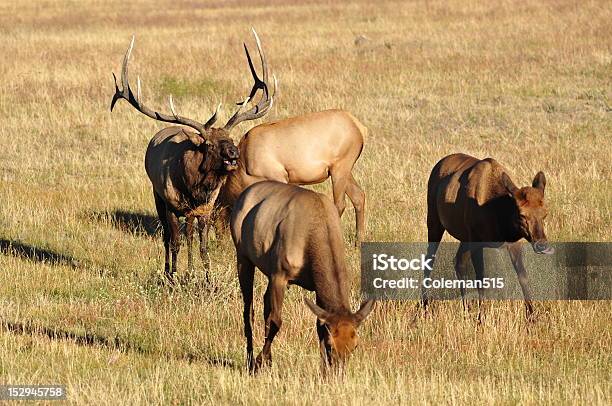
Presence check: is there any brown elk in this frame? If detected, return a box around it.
[218,109,367,243]
[110,30,276,283]
[230,181,374,372]
[423,153,554,318]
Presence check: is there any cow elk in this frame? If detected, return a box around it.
[110,29,276,283]
[424,153,554,319]
[219,109,367,244]
[230,181,374,372]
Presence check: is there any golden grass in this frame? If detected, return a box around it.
[0,0,610,404]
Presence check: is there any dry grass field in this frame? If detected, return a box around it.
[0,0,611,404]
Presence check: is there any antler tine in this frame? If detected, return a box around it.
[223,96,252,130]
[240,74,277,121]
[252,27,268,87]
[204,102,222,130]
[110,36,217,137]
[223,29,275,131]
[122,35,135,96]
[110,35,135,112]
[243,44,261,101]
[238,71,277,121]
[169,95,178,118]
[111,72,121,111]
[136,75,142,102]
[238,96,251,113]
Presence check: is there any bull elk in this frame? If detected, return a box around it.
[218,109,367,243]
[423,153,554,318]
[230,181,374,372]
[110,29,276,283]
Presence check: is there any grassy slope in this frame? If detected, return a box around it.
[0,0,610,404]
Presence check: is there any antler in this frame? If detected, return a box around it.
[223,28,277,131]
[110,36,220,135]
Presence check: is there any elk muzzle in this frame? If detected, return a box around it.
[221,144,240,172]
[328,321,358,366]
[532,240,554,255]
[528,220,554,255]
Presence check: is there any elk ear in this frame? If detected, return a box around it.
[181,129,204,147]
[501,173,519,196]
[532,171,546,192]
[304,298,331,324]
[353,300,375,326]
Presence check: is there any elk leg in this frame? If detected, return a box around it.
[316,295,333,368]
[197,216,211,284]
[454,242,471,313]
[186,216,195,275]
[237,255,255,372]
[422,204,445,309]
[345,173,366,244]
[213,206,231,236]
[166,209,180,282]
[470,245,486,321]
[507,242,534,319]
[330,171,348,218]
[154,192,171,279]
[255,276,286,371]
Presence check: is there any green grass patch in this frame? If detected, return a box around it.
[157,76,220,99]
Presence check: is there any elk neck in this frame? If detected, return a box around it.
[307,217,352,316]
[219,167,248,207]
[219,165,262,209]
[177,148,228,208]
[494,194,524,243]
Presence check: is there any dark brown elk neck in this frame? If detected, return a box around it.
[174,149,227,208]
[218,167,251,208]
[219,162,267,209]
[492,195,524,242]
[308,224,352,315]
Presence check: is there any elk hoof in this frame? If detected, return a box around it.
[164,272,176,286]
[247,356,256,374]
[203,281,219,294]
[477,310,484,325]
[251,353,271,373]
[525,306,537,323]
[252,354,264,374]
[419,298,434,318]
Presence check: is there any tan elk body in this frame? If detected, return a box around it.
[230,181,373,372]
[220,109,367,242]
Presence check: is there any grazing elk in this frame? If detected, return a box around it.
[110,30,276,283]
[218,109,367,243]
[230,181,374,373]
[423,153,554,318]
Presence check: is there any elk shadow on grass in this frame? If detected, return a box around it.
[1,320,236,369]
[89,210,161,237]
[0,239,81,268]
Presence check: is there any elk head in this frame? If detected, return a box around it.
[304,298,374,368]
[502,171,554,255]
[110,29,277,174]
